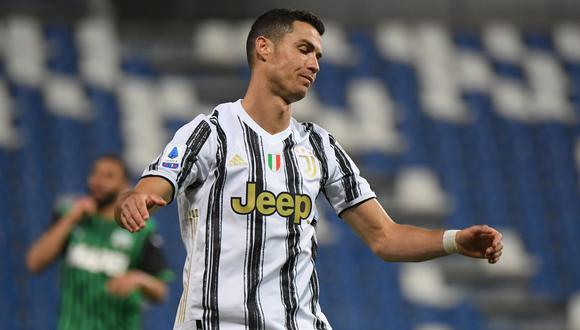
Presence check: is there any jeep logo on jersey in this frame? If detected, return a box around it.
[231,182,311,224]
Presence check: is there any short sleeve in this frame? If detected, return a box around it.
[141,114,215,202]
[136,232,174,282]
[322,133,376,216]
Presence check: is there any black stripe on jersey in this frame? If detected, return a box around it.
[329,134,360,202]
[177,120,212,189]
[202,111,227,330]
[280,134,303,330]
[303,122,329,187]
[148,153,161,171]
[240,120,266,330]
[309,236,328,330]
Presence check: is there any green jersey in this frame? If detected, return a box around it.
[55,214,172,330]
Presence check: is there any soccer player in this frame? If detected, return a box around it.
[115,9,504,330]
[27,154,173,330]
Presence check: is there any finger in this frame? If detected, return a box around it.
[492,232,503,245]
[470,225,494,237]
[121,210,138,232]
[127,203,146,230]
[148,194,167,207]
[489,251,502,263]
[485,246,495,257]
[135,197,150,221]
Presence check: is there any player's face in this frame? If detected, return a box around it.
[267,21,322,103]
[88,158,127,208]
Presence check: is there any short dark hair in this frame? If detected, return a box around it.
[95,153,130,180]
[246,8,325,68]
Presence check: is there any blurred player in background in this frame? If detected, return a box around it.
[115,8,503,330]
[27,154,173,330]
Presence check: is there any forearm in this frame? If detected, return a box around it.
[26,216,76,273]
[133,271,167,302]
[342,199,449,262]
[373,224,447,262]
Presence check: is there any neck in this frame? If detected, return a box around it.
[97,204,115,220]
[241,75,292,135]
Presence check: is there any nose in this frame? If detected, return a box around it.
[307,55,319,75]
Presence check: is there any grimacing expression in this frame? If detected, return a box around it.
[88,158,127,208]
[265,21,323,103]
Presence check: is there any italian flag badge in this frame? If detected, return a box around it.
[267,153,281,171]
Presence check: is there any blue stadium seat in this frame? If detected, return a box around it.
[86,86,124,156]
[45,24,78,75]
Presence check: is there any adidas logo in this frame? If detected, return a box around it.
[227,154,247,167]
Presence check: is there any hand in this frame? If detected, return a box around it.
[67,197,97,222]
[106,271,144,298]
[456,225,503,264]
[116,191,166,232]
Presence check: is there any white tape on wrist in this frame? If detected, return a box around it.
[443,230,460,254]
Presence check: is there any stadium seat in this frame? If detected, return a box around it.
[346,78,404,153]
[0,80,18,148]
[193,20,245,65]
[76,17,121,89]
[483,22,525,63]
[45,24,78,75]
[568,292,580,330]
[400,260,462,308]
[5,16,45,87]
[118,77,166,174]
[375,21,414,63]
[554,23,580,62]
[391,167,451,216]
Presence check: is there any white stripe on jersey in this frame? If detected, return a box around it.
[142,100,376,330]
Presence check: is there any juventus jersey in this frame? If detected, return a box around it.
[142,100,375,330]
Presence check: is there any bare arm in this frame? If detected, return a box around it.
[342,198,503,263]
[107,270,167,302]
[115,176,172,232]
[26,197,96,273]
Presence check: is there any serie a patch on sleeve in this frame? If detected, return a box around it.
[161,143,186,169]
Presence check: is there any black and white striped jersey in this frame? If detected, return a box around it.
[142,100,376,330]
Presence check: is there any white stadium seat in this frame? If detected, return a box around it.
[392,167,451,216]
[456,50,493,92]
[400,260,462,308]
[5,16,45,86]
[414,323,453,330]
[375,21,414,62]
[0,80,18,148]
[347,78,404,153]
[44,74,91,120]
[76,17,121,89]
[118,77,166,174]
[319,21,354,65]
[490,79,532,122]
[412,22,470,123]
[554,23,580,62]
[193,20,243,65]
[483,22,524,62]
[567,292,580,330]
[158,76,200,120]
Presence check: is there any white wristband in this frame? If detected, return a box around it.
[443,230,460,254]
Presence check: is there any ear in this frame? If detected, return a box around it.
[255,36,273,63]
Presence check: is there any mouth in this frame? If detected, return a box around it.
[299,74,313,86]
